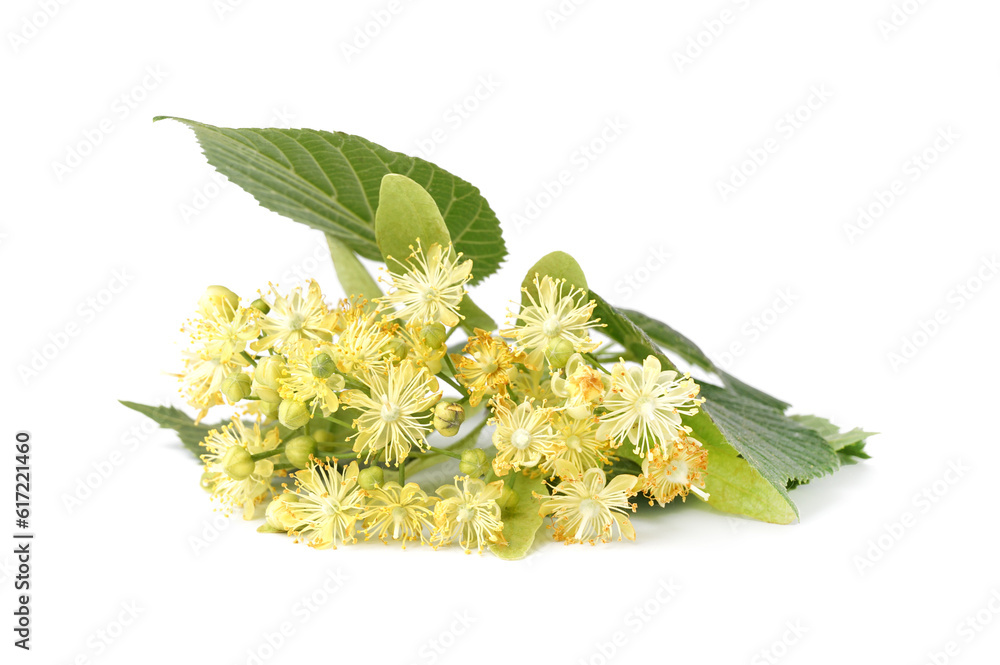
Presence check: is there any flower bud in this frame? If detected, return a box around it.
[254,356,287,402]
[284,435,316,469]
[386,337,408,362]
[358,466,384,491]
[265,494,299,531]
[221,371,253,403]
[258,400,280,419]
[250,298,271,314]
[278,399,311,430]
[459,448,488,477]
[545,338,575,369]
[221,446,255,481]
[433,402,466,437]
[200,470,220,492]
[496,485,519,510]
[198,285,240,320]
[420,322,448,349]
[310,352,336,379]
[312,429,336,444]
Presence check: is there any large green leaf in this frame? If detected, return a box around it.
[155,117,506,285]
[489,473,549,560]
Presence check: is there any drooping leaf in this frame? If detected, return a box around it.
[489,473,549,560]
[119,400,214,461]
[790,414,874,464]
[154,117,506,285]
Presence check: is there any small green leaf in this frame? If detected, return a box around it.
[457,294,496,333]
[374,174,452,269]
[790,414,874,464]
[521,250,589,293]
[155,117,506,285]
[119,400,213,461]
[325,234,382,308]
[489,473,549,560]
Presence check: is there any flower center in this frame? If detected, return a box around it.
[511,428,533,450]
[381,401,402,423]
[322,499,341,516]
[666,460,689,484]
[636,396,657,418]
[541,316,563,337]
[579,498,602,520]
[287,312,305,331]
[566,435,582,452]
[420,287,438,303]
[391,506,409,524]
[457,507,474,523]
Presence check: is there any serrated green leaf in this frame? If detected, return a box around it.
[489,473,548,560]
[790,414,874,464]
[155,117,506,285]
[119,400,213,461]
[325,234,382,308]
[619,307,789,411]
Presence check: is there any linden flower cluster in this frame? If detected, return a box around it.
[179,241,710,553]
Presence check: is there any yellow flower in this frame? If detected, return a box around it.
[503,275,601,370]
[342,361,442,466]
[176,350,249,423]
[640,437,709,506]
[452,329,524,407]
[252,280,336,352]
[188,305,260,363]
[287,459,365,549]
[597,356,703,458]
[361,481,437,545]
[200,416,280,519]
[395,322,447,375]
[380,241,472,327]
[278,340,346,417]
[539,462,637,544]
[432,476,506,553]
[541,414,612,480]
[329,305,395,382]
[551,353,610,419]
[490,397,559,476]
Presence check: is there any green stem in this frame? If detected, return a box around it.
[398,461,406,485]
[251,444,285,462]
[326,415,355,429]
[425,446,464,461]
[406,418,489,475]
[240,351,258,367]
[584,352,610,374]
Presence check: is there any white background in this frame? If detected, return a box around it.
[3,1,999,664]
